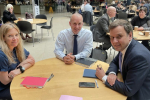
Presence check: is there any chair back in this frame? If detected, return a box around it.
[35,14,47,19]
[99,10,103,16]
[17,21,32,33]
[118,12,127,20]
[50,17,53,28]
[35,14,47,25]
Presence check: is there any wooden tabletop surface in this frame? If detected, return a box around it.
[107,30,150,40]
[14,19,47,24]
[10,58,126,100]
[133,30,150,40]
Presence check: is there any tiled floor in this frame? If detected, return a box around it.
[15,10,118,63]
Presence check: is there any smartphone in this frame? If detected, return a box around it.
[79,82,95,88]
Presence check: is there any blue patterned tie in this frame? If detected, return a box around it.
[119,52,122,73]
[73,35,78,55]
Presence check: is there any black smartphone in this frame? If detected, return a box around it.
[79,82,95,88]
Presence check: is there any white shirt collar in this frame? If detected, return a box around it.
[121,39,132,56]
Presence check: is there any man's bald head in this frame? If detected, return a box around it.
[69,13,83,34]
[70,13,83,22]
[107,6,116,18]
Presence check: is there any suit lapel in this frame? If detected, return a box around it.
[121,39,137,79]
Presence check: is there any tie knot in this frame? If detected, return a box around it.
[74,35,78,37]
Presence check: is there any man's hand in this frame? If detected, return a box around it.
[67,53,75,60]
[63,55,74,64]
[107,74,117,86]
[95,67,105,81]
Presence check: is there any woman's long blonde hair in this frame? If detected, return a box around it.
[0,22,25,64]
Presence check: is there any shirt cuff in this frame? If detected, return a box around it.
[102,75,108,83]
[109,72,116,75]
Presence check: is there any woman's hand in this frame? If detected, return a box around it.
[138,27,144,31]
[8,69,21,79]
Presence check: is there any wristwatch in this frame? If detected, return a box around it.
[17,66,25,73]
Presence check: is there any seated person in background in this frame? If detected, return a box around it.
[92,6,116,50]
[0,22,35,100]
[80,0,87,13]
[54,13,93,64]
[111,1,115,4]
[3,4,31,40]
[96,19,150,100]
[131,7,150,50]
[129,3,137,13]
[116,1,127,12]
[137,1,149,16]
[3,4,17,24]
[84,0,93,15]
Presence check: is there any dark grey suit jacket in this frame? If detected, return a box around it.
[93,13,113,40]
[105,39,150,100]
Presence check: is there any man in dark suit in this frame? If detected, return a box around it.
[92,6,116,50]
[95,19,150,100]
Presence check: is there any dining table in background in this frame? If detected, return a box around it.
[14,19,47,43]
[107,30,150,41]
[14,19,47,24]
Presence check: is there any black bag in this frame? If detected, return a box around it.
[92,48,107,62]
[25,12,33,19]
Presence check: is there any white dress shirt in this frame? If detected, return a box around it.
[54,28,93,60]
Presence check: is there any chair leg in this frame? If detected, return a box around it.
[36,25,37,35]
[32,33,34,47]
[47,29,49,36]
[51,28,55,41]
[41,29,43,41]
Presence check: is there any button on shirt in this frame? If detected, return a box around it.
[54,28,93,60]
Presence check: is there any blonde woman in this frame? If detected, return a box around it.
[0,22,35,100]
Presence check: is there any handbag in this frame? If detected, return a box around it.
[25,12,33,19]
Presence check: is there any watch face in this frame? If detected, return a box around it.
[22,67,25,71]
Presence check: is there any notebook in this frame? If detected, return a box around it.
[83,69,98,78]
[59,95,83,100]
[75,58,97,68]
[20,76,48,88]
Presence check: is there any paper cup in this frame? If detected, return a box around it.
[144,31,150,36]
[18,17,21,21]
[134,26,138,31]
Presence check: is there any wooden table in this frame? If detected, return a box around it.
[93,10,100,13]
[14,19,47,24]
[107,30,150,41]
[10,58,126,100]
[71,6,81,12]
[14,19,47,43]
[133,30,150,40]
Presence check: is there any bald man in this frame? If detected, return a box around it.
[93,6,116,50]
[54,13,93,64]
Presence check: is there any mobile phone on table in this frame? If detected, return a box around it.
[79,82,95,88]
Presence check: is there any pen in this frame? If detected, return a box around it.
[47,73,54,82]
[97,65,102,70]
[95,80,99,88]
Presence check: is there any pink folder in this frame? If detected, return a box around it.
[21,76,48,88]
[59,95,83,100]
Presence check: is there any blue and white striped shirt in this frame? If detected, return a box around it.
[54,28,93,60]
